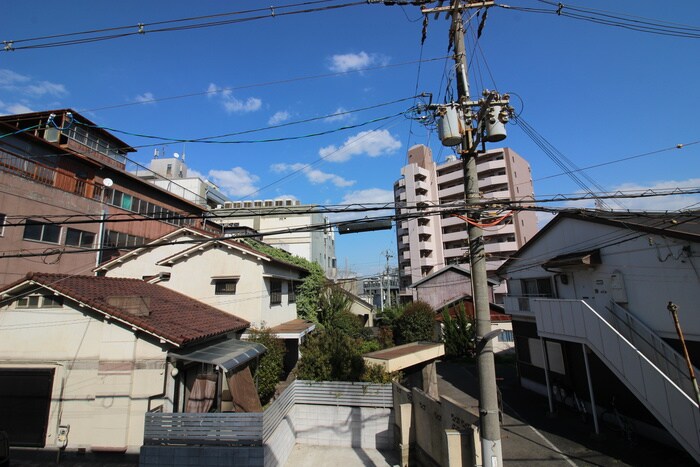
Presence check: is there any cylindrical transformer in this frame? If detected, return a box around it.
[437,106,463,147]
[485,105,507,142]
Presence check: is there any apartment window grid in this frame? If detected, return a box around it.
[65,228,96,248]
[102,187,196,227]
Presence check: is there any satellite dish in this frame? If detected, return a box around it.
[103,178,114,187]
[173,152,180,159]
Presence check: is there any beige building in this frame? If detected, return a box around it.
[394,144,538,302]
[211,199,337,279]
[0,273,253,453]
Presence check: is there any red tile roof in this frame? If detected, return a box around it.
[4,273,248,347]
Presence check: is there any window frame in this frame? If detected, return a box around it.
[214,278,238,295]
[65,228,96,248]
[270,279,282,306]
[23,219,61,244]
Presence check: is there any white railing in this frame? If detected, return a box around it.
[606,301,699,401]
[532,298,700,463]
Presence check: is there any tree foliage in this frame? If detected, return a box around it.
[394,300,435,344]
[317,284,352,328]
[240,238,326,322]
[296,330,394,383]
[246,328,286,405]
[441,304,476,358]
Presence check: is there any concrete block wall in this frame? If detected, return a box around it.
[140,445,264,467]
[264,408,297,467]
[293,404,393,449]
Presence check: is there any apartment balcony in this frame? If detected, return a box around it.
[416,225,433,236]
[396,227,408,237]
[401,235,409,244]
[403,250,411,260]
[438,184,464,199]
[485,241,517,254]
[414,179,429,192]
[478,174,509,189]
[476,158,506,174]
[437,169,463,185]
[420,256,438,267]
[443,247,467,258]
[485,258,506,271]
[481,190,511,201]
[440,215,464,227]
[398,191,406,201]
[441,230,466,243]
[484,223,515,236]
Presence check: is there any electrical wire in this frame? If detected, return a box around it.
[499,1,700,39]
[2,1,368,52]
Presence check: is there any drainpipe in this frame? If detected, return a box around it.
[582,344,600,434]
[540,338,555,414]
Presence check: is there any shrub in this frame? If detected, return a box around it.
[394,300,435,344]
[441,304,476,358]
[246,328,286,405]
[297,330,364,381]
[318,284,352,328]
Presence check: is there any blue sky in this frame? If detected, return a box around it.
[2,1,700,276]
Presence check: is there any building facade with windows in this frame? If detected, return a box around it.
[0,109,214,286]
[393,144,538,302]
[211,199,337,279]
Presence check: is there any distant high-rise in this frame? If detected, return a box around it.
[394,144,538,302]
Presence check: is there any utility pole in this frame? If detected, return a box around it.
[422,1,504,465]
[381,249,393,311]
[667,302,700,407]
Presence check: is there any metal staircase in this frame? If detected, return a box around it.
[531,298,700,463]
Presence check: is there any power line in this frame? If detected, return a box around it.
[2,1,368,52]
[498,1,700,39]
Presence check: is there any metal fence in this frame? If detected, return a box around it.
[144,380,392,447]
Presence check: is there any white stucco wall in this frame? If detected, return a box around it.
[503,218,700,340]
[0,298,170,452]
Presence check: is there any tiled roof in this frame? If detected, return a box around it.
[4,273,248,347]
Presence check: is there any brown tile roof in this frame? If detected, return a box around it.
[269,319,315,334]
[4,273,248,347]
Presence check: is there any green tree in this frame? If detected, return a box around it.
[295,262,326,322]
[297,330,365,381]
[246,328,286,405]
[317,284,351,328]
[394,300,435,344]
[441,304,476,358]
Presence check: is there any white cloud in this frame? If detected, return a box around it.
[223,97,262,113]
[268,110,290,125]
[329,188,395,222]
[536,211,555,228]
[564,178,700,212]
[319,129,401,163]
[134,92,156,104]
[207,82,261,114]
[0,69,67,99]
[208,167,260,198]
[328,52,388,73]
[5,103,33,114]
[0,69,30,86]
[325,107,351,123]
[271,162,355,188]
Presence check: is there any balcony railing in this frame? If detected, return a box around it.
[0,148,99,199]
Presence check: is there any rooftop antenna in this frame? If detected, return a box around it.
[153,148,159,159]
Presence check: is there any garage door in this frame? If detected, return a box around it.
[0,368,55,447]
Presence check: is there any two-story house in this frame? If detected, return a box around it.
[498,210,700,462]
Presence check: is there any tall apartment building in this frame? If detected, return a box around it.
[211,199,337,279]
[394,144,538,302]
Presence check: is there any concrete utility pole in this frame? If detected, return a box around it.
[667,301,700,407]
[382,249,393,310]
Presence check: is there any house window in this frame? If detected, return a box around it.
[23,219,61,244]
[498,330,514,342]
[65,228,96,248]
[288,281,299,304]
[270,279,282,306]
[0,213,5,236]
[215,279,238,295]
[17,295,63,309]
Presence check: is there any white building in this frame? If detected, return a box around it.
[211,199,337,279]
[394,144,538,302]
[133,152,229,209]
[499,210,700,462]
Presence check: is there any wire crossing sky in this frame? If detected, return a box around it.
[2,0,700,275]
